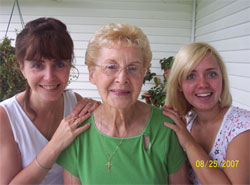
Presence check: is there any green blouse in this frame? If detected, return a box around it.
[57,106,186,184]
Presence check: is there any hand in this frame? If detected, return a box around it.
[162,106,195,151]
[71,98,101,117]
[50,113,91,152]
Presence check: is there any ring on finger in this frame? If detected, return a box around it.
[72,117,77,122]
[73,120,79,127]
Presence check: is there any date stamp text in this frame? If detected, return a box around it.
[195,160,239,168]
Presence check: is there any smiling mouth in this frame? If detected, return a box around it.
[110,89,131,94]
[40,84,60,90]
[195,92,213,97]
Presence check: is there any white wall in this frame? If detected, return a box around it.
[0,0,193,101]
[195,0,250,110]
[1,0,249,110]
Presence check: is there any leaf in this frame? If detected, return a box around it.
[0,37,26,101]
[142,56,174,107]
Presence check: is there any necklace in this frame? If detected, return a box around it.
[100,134,124,173]
[99,108,126,173]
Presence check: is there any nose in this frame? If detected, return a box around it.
[198,76,209,87]
[44,67,55,80]
[115,68,129,84]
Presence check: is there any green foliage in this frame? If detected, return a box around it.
[142,56,174,107]
[0,37,26,101]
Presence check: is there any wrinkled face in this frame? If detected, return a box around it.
[20,58,70,102]
[89,46,145,109]
[179,54,223,112]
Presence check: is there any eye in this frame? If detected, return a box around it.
[55,60,66,68]
[105,64,118,70]
[127,65,138,72]
[186,73,195,80]
[32,62,43,69]
[208,71,217,77]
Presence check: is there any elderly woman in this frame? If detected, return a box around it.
[57,23,189,184]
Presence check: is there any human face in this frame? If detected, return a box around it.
[89,46,145,109]
[179,54,223,112]
[20,58,70,102]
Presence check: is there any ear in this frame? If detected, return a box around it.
[19,62,26,78]
[178,84,183,92]
[89,67,96,85]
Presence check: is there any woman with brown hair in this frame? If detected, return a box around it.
[0,17,99,185]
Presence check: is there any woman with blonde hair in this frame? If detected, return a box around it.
[164,42,249,184]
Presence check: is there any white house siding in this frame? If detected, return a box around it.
[195,0,250,110]
[0,0,193,101]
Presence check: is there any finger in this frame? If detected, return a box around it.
[87,101,100,113]
[163,108,179,118]
[77,112,91,124]
[181,115,187,124]
[78,102,94,117]
[162,105,171,110]
[71,113,90,129]
[72,118,80,128]
[163,111,185,127]
[75,123,91,136]
[71,98,89,117]
[164,107,180,116]
[63,114,75,122]
[172,107,179,114]
[164,122,178,132]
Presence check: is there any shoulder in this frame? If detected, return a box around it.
[74,92,83,102]
[227,106,250,119]
[151,106,174,123]
[0,105,13,143]
[0,96,17,116]
[222,106,250,143]
[0,96,22,137]
[224,106,250,128]
[0,106,8,123]
[0,95,15,106]
[146,106,175,140]
[63,89,81,102]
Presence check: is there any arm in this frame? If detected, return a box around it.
[168,163,190,185]
[0,106,24,185]
[223,131,249,184]
[163,107,249,185]
[183,132,249,185]
[0,106,90,185]
[63,169,81,185]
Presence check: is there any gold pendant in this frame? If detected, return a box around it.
[106,161,112,173]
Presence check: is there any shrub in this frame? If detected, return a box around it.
[0,37,26,101]
[142,56,174,107]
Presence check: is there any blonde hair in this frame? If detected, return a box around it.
[166,42,232,115]
[85,23,152,70]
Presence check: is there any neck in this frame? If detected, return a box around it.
[29,93,64,115]
[17,91,64,119]
[96,102,140,137]
[194,104,228,125]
